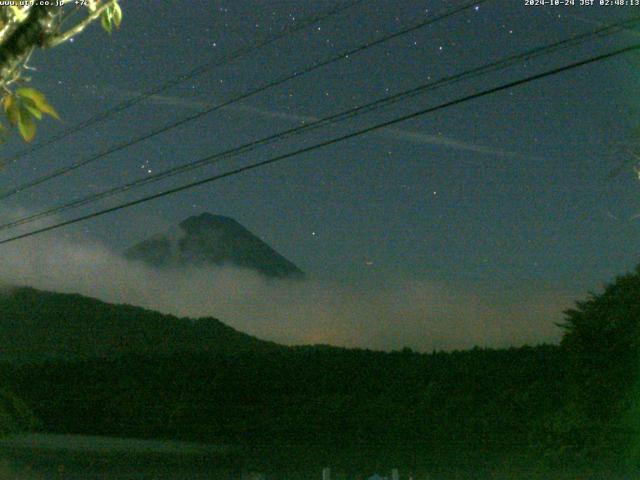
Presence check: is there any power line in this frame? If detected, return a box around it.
[0,0,490,200]
[0,42,637,246]
[1,15,638,232]
[0,0,366,167]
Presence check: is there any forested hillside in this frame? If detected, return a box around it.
[0,287,277,361]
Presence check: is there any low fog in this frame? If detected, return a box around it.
[0,219,577,352]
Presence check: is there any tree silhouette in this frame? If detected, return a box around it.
[559,265,640,465]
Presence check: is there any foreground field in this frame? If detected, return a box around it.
[0,434,633,480]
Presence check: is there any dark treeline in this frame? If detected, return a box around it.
[0,345,562,443]
[1,265,640,476]
[0,344,625,475]
[0,346,563,471]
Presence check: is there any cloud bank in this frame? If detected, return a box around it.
[0,220,575,352]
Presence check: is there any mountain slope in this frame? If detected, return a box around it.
[0,287,278,361]
[125,213,303,279]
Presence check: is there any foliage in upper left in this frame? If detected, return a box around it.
[0,1,122,143]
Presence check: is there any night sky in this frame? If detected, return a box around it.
[0,0,639,350]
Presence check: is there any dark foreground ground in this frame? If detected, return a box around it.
[0,434,634,480]
[0,434,239,480]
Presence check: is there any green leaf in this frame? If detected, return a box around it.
[3,95,19,126]
[17,106,36,143]
[2,95,13,115]
[24,105,42,120]
[112,2,122,28]
[19,97,42,120]
[16,88,59,120]
[101,10,112,33]
[16,88,43,104]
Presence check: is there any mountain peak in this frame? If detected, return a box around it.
[179,213,239,232]
[125,213,303,279]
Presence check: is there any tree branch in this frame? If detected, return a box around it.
[0,6,60,87]
[46,1,114,48]
[0,6,33,45]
